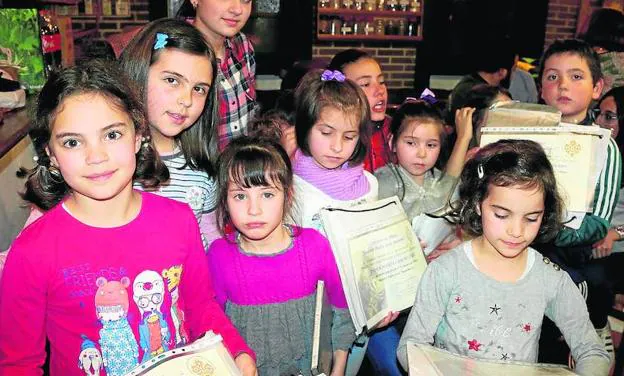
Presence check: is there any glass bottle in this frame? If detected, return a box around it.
[318,15,331,34]
[39,10,62,75]
[319,0,330,8]
[384,19,396,35]
[330,17,343,35]
[342,0,354,9]
[410,0,421,12]
[365,0,376,11]
[398,0,410,11]
[386,0,398,11]
[354,0,365,10]
[341,18,354,35]
[374,19,385,35]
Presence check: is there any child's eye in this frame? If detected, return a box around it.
[165,77,179,85]
[194,86,207,95]
[405,140,415,146]
[105,131,122,141]
[359,82,370,88]
[494,213,508,219]
[344,135,356,141]
[427,142,439,149]
[321,130,332,136]
[525,216,539,223]
[233,193,246,200]
[263,192,274,199]
[62,138,80,148]
[572,74,583,80]
[546,73,558,81]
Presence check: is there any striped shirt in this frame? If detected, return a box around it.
[555,135,622,246]
[216,32,257,151]
[134,150,218,224]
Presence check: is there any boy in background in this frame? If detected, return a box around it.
[538,38,622,365]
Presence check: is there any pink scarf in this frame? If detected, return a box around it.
[293,150,369,200]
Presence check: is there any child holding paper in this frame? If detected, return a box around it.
[207,137,354,376]
[537,39,622,363]
[397,140,610,376]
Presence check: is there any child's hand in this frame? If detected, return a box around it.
[454,107,476,142]
[376,311,400,328]
[234,353,258,376]
[426,237,461,262]
[280,125,298,160]
[592,229,619,259]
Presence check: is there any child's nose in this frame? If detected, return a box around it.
[416,146,427,158]
[178,90,192,108]
[247,196,262,215]
[507,219,523,238]
[228,0,244,15]
[330,136,343,153]
[86,143,108,164]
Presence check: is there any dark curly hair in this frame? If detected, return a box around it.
[18,59,169,210]
[454,139,563,243]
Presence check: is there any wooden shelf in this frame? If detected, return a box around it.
[317,34,422,42]
[318,8,422,17]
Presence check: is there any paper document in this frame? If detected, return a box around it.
[407,343,575,376]
[124,331,241,376]
[320,197,427,335]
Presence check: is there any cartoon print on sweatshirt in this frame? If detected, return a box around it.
[133,270,170,362]
[94,276,139,376]
[77,335,102,376]
[162,265,189,346]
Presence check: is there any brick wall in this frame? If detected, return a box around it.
[71,0,150,41]
[543,0,601,50]
[313,42,417,89]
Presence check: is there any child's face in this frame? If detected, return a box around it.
[393,121,441,185]
[46,93,141,203]
[479,184,545,259]
[540,53,603,123]
[343,58,388,122]
[146,48,213,152]
[227,179,286,244]
[193,0,252,44]
[308,106,359,169]
[596,96,619,138]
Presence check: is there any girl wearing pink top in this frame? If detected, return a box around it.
[208,137,355,376]
[0,61,256,376]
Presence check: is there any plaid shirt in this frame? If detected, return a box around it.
[216,32,257,150]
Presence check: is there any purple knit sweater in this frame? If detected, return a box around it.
[207,227,348,309]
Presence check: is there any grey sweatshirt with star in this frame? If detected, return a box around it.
[397,241,610,376]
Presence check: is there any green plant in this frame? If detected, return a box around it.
[0,8,46,90]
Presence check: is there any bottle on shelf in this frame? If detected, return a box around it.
[399,0,410,11]
[320,15,330,34]
[319,0,330,8]
[341,17,354,35]
[365,0,376,11]
[39,10,62,76]
[84,0,94,15]
[410,0,421,12]
[386,0,398,11]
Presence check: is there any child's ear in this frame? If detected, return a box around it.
[388,134,395,152]
[45,146,59,167]
[135,133,142,154]
[592,78,605,101]
[475,202,481,216]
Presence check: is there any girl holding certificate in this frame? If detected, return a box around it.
[207,137,355,376]
[397,140,610,376]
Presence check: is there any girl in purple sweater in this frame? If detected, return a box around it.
[208,136,355,375]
